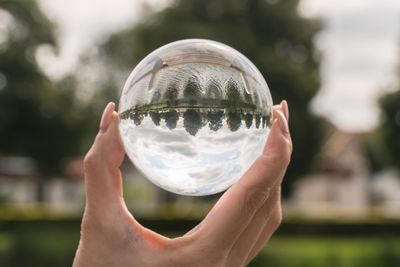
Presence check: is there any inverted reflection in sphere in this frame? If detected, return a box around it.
[119,39,273,196]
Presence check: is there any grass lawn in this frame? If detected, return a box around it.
[250,237,400,267]
[1,220,399,267]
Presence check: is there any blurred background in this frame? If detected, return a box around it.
[0,0,400,266]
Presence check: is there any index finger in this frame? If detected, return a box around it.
[83,103,126,212]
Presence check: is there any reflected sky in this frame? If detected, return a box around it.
[120,113,269,195]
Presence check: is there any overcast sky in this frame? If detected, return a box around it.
[38,0,400,132]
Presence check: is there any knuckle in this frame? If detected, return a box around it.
[263,144,292,169]
[269,207,283,231]
[287,139,293,155]
[281,143,292,165]
[83,147,99,172]
[83,135,103,170]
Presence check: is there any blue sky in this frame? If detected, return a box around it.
[38,0,400,132]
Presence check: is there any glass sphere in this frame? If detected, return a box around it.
[119,39,273,196]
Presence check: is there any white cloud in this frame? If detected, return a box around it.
[40,0,138,40]
[38,0,169,79]
[306,0,400,132]
[119,116,267,195]
[299,0,400,18]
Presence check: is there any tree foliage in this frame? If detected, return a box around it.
[367,42,400,173]
[183,109,203,136]
[0,0,97,178]
[165,82,179,106]
[102,0,324,196]
[183,76,202,100]
[378,90,400,169]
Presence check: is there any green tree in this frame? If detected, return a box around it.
[149,111,161,126]
[206,80,223,99]
[244,113,254,129]
[183,109,203,136]
[164,82,179,106]
[227,112,242,132]
[163,110,179,129]
[102,0,324,196]
[183,76,202,102]
[378,90,400,169]
[226,78,242,105]
[255,114,261,129]
[130,111,144,126]
[207,111,224,131]
[367,42,400,173]
[0,0,98,201]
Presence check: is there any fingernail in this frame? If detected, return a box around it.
[275,110,289,135]
[280,100,289,121]
[100,102,115,133]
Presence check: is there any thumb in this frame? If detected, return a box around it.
[197,106,292,250]
[83,102,126,211]
[239,108,292,191]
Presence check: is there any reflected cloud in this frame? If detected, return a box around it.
[119,108,270,196]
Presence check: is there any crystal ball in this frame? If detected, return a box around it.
[118,39,273,196]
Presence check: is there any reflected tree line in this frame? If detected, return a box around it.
[148,75,260,111]
[121,74,271,135]
[120,108,270,136]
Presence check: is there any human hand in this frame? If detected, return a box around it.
[72,101,292,267]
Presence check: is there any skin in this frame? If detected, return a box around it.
[72,101,292,267]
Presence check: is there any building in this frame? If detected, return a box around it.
[290,129,370,218]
